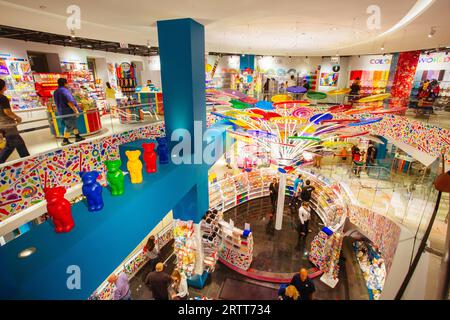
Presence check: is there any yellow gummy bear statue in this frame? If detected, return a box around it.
[125,150,143,184]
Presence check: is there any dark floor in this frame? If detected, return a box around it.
[130,197,352,300]
[224,196,323,273]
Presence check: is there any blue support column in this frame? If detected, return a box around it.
[157,18,206,142]
[157,18,208,222]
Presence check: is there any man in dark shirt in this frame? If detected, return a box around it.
[0,79,30,163]
[269,178,279,210]
[290,268,315,300]
[144,262,172,300]
[53,78,84,146]
[300,180,315,203]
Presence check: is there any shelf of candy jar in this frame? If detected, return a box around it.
[201,210,223,272]
[174,220,197,278]
[208,182,223,211]
[218,219,253,270]
[89,223,174,300]
[0,69,41,111]
[353,241,386,300]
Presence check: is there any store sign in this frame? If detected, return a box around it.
[418,56,450,64]
[370,58,391,65]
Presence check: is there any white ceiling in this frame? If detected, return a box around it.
[0,0,449,56]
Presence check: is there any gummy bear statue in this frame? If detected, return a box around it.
[44,186,75,233]
[156,137,170,165]
[125,150,143,184]
[104,160,125,196]
[142,142,157,174]
[80,171,104,212]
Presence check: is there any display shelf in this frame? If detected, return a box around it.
[353,241,386,300]
[217,219,253,270]
[89,222,174,300]
[201,211,223,272]
[174,220,197,278]
[0,57,42,111]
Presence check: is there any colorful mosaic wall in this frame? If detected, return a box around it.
[0,123,165,221]
[348,204,401,272]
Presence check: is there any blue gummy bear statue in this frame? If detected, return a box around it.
[156,137,170,164]
[80,171,104,212]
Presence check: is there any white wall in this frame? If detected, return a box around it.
[347,54,393,72]
[318,56,350,91]
[381,225,431,300]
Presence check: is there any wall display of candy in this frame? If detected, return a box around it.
[353,241,386,300]
[201,211,223,272]
[116,62,137,97]
[89,222,174,300]
[174,220,197,278]
[218,219,253,270]
[349,70,389,95]
[208,182,223,211]
[348,204,401,272]
[0,57,41,110]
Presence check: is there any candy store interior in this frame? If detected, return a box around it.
[0,0,449,303]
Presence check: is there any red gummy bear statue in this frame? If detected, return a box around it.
[142,142,157,174]
[44,186,75,233]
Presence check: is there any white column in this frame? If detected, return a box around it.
[275,173,287,230]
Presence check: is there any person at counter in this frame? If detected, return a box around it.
[53,78,85,146]
[0,79,30,164]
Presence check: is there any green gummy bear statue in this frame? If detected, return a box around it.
[104,160,125,196]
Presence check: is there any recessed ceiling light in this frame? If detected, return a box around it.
[332,27,337,31]
[18,247,37,259]
[39,5,47,10]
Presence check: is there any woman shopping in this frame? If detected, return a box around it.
[144,235,160,272]
[170,270,189,300]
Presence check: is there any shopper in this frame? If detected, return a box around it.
[263,79,270,101]
[108,272,131,300]
[0,79,30,164]
[290,174,304,207]
[302,79,310,91]
[366,144,377,166]
[352,148,363,177]
[278,284,299,300]
[298,202,311,236]
[269,178,279,210]
[53,78,84,146]
[105,82,117,107]
[290,268,315,300]
[300,180,315,204]
[144,262,172,300]
[144,235,160,272]
[287,75,296,88]
[170,270,189,300]
[348,77,361,105]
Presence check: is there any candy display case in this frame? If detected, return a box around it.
[218,219,253,270]
[33,72,65,104]
[174,220,197,278]
[0,58,41,111]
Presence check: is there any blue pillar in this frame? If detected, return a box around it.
[157,18,208,222]
[157,18,206,142]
